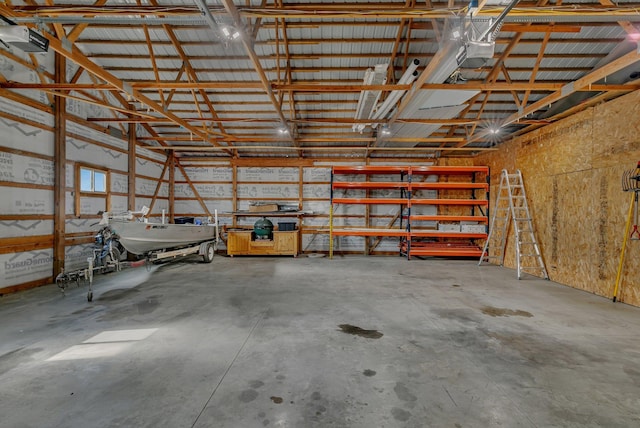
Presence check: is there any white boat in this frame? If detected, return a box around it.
[109,220,217,255]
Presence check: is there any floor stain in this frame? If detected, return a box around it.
[276,374,286,380]
[98,288,140,301]
[338,324,383,339]
[239,389,258,403]
[394,382,417,402]
[481,306,533,318]
[262,419,270,426]
[250,380,264,389]
[136,296,160,314]
[270,396,283,404]
[311,391,322,400]
[391,407,412,422]
[363,369,377,377]
[452,284,461,288]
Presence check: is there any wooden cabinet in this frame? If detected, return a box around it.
[227,230,299,257]
[227,230,251,254]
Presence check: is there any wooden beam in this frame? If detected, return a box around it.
[9,81,638,92]
[219,0,296,145]
[169,152,175,223]
[0,235,54,255]
[146,156,171,214]
[464,48,640,146]
[53,52,66,278]
[144,145,495,152]
[175,159,213,218]
[230,158,314,167]
[128,119,136,211]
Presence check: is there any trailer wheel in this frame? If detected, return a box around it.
[203,243,215,263]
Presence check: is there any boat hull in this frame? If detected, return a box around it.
[110,221,217,254]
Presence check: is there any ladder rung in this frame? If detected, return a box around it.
[521,266,546,270]
[514,218,531,221]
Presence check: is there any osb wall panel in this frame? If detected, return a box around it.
[436,157,479,217]
[475,90,640,306]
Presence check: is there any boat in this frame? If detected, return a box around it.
[109,220,218,255]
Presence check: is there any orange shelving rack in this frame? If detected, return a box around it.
[329,165,489,259]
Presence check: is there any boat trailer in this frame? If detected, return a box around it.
[56,209,219,302]
[56,239,218,302]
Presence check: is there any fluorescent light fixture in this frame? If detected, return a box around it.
[222,26,240,40]
[380,125,391,136]
[352,64,388,133]
[278,127,289,134]
[369,59,420,129]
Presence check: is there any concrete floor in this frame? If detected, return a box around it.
[1,255,640,428]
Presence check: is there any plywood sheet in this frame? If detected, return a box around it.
[475,89,640,306]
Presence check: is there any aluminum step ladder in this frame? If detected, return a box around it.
[479,169,549,280]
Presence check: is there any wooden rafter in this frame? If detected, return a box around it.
[219,0,296,145]
[522,30,552,107]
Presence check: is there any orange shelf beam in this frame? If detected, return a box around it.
[410,199,489,206]
[333,182,408,189]
[409,231,487,239]
[331,228,408,237]
[408,248,484,257]
[333,197,406,205]
[409,215,488,222]
[332,166,409,175]
[410,166,489,175]
[409,182,488,190]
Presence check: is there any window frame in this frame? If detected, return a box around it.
[75,163,111,217]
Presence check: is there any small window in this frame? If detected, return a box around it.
[80,167,107,193]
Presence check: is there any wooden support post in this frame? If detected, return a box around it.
[128,119,136,211]
[53,53,66,278]
[169,152,175,223]
[232,165,238,227]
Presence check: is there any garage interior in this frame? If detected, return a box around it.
[1,1,640,427]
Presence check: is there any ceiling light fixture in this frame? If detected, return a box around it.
[222,26,240,40]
